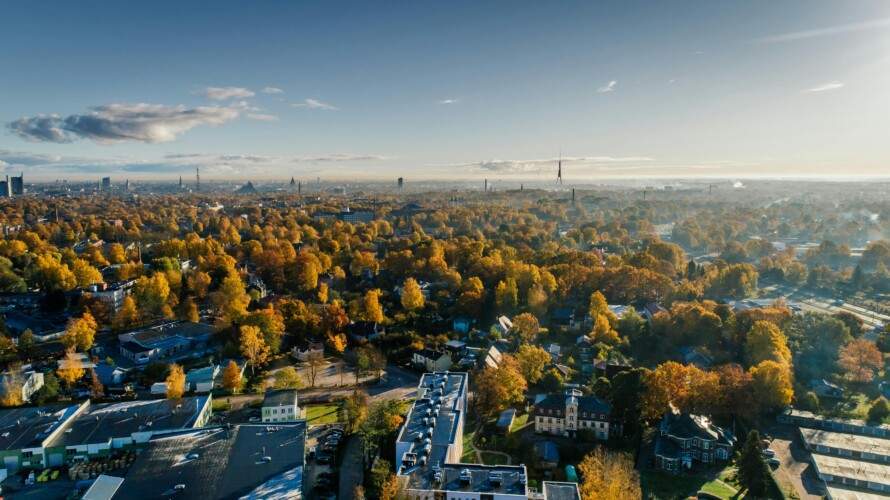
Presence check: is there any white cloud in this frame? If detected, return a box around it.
[597,81,617,93]
[8,103,239,143]
[755,17,890,44]
[246,113,279,122]
[291,98,338,111]
[201,86,255,100]
[438,98,459,105]
[444,155,654,174]
[261,87,284,95]
[806,81,845,93]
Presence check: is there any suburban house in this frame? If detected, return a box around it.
[654,405,736,473]
[83,280,135,311]
[481,345,504,370]
[412,348,453,372]
[118,321,214,364]
[346,321,385,344]
[0,368,44,403]
[533,389,613,440]
[497,408,516,434]
[262,389,300,423]
[494,315,513,336]
[444,340,467,360]
[550,308,576,329]
[810,378,844,399]
[94,363,128,387]
[292,340,325,362]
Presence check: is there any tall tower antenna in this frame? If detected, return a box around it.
[196,167,200,192]
[557,151,563,185]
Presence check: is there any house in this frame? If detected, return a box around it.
[94,363,128,387]
[497,408,516,434]
[594,359,632,380]
[678,346,714,369]
[346,321,385,344]
[551,308,576,329]
[547,343,562,362]
[533,389,613,440]
[83,280,135,311]
[481,345,504,370]
[262,389,300,423]
[494,315,513,336]
[186,365,219,393]
[453,317,472,334]
[112,422,306,500]
[292,341,324,362]
[535,440,560,469]
[118,321,214,364]
[0,368,44,403]
[444,340,467,360]
[641,302,668,322]
[810,378,844,399]
[654,405,735,473]
[412,348,453,372]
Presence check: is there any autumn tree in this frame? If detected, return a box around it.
[306,352,326,387]
[62,312,97,352]
[187,271,212,299]
[516,344,551,384]
[344,390,370,433]
[495,278,519,312]
[360,289,386,323]
[577,447,641,500]
[511,313,540,344]
[746,320,791,366]
[474,355,527,416]
[133,273,171,319]
[57,352,86,388]
[326,333,347,354]
[749,360,793,411]
[400,278,425,312]
[221,360,243,394]
[839,339,883,383]
[89,369,104,398]
[213,272,251,326]
[239,325,270,374]
[165,363,186,399]
[274,366,304,389]
[113,296,139,331]
[180,297,200,323]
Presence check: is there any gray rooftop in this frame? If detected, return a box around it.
[114,422,306,499]
[406,463,528,496]
[262,389,298,408]
[0,404,81,450]
[544,481,582,500]
[47,397,209,448]
[397,372,467,472]
[801,427,890,458]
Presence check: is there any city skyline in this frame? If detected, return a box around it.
[4,1,890,180]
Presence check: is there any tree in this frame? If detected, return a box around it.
[89,368,104,398]
[516,344,551,384]
[400,278,425,312]
[642,362,692,420]
[474,355,527,416]
[577,447,641,500]
[540,367,565,393]
[344,390,370,433]
[361,289,386,323]
[17,330,36,360]
[221,360,243,394]
[868,397,890,423]
[588,291,616,324]
[33,373,60,405]
[746,320,791,366]
[242,307,286,354]
[180,297,200,322]
[495,278,519,312]
[187,271,212,299]
[274,366,304,389]
[590,314,620,344]
[62,312,97,352]
[306,351,325,387]
[133,273,171,319]
[0,372,23,407]
[326,332,347,354]
[57,352,86,388]
[738,430,770,497]
[239,325,270,374]
[113,296,139,331]
[165,363,186,399]
[213,272,251,325]
[839,339,883,383]
[511,313,540,344]
[749,360,793,411]
[71,259,103,287]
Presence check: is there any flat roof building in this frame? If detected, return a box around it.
[801,427,890,464]
[542,481,582,500]
[114,422,306,499]
[811,453,890,494]
[395,372,529,499]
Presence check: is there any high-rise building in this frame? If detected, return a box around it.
[10,173,24,195]
[0,176,11,198]
[101,177,111,191]
[397,177,404,190]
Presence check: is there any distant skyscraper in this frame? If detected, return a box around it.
[196,167,200,192]
[298,180,302,194]
[290,177,296,188]
[125,179,130,191]
[484,178,488,192]
[0,176,11,198]
[101,177,111,191]
[10,173,23,195]
[557,156,563,184]
[397,177,404,190]
[179,176,183,189]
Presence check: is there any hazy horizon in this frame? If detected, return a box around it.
[4,1,890,181]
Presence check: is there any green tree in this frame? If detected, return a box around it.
[868,397,890,423]
[738,430,770,497]
[274,366,304,389]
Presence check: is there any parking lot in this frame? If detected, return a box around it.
[304,424,344,499]
[764,423,824,500]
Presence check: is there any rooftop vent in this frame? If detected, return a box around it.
[460,468,472,483]
[490,471,502,485]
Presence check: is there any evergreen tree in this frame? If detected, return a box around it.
[738,430,769,497]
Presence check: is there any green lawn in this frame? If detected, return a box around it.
[640,466,740,500]
[304,403,342,425]
[479,451,510,465]
[461,427,478,463]
[510,413,530,432]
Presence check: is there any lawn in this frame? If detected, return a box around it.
[640,465,740,500]
[304,403,342,425]
[479,451,510,465]
[461,426,478,463]
[510,413,530,432]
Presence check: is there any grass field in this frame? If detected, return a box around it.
[304,403,342,425]
[510,413,530,432]
[640,465,740,500]
[461,426,478,463]
[479,451,510,465]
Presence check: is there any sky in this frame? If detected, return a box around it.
[3,0,890,182]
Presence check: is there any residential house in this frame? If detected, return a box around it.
[481,345,504,370]
[346,321,385,344]
[654,405,735,473]
[83,280,135,311]
[678,346,714,369]
[186,365,219,393]
[262,389,300,423]
[594,359,632,380]
[550,308,576,329]
[494,315,513,336]
[444,340,467,360]
[94,363,127,388]
[497,409,516,434]
[534,389,613,440]
[412,348,453,372]
[118,321,214,364]
[810,378,844,399]
[292,341,324,362]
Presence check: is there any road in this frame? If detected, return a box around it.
[759,283,889,335]
[338,435,364,499]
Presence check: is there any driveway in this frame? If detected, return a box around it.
[339,435,364,499]
[765,424,824,499]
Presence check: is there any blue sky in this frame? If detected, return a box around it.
[3,1,890,181]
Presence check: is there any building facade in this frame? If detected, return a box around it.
[262,389,300,423]
[533,389,612,440]
[654,406,735,473]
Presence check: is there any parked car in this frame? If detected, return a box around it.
[761,449,775,458]
[767,457,780,467]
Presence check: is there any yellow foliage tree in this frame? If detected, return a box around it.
[749,360,793,411]
[590,314,620,344]
[400,278,425,312]
[745,320,792,366]
[113,296,139,331]
[326,332,347,354]
[71,259,103,288]
[57,352,86,387]
[165,363,186,399]
[213,272,251,326]
[221,360,243,394]
[62,312,97,352]
[578,447,641,500]
[362,289,385,323]
[239,325,270,374]
[516,344,552,384]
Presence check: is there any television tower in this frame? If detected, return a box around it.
[196,167,200,192]
[557,154,563,184]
